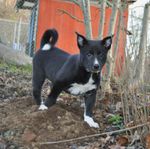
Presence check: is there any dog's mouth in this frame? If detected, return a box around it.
[86,68,100,73]
[91,70,100,73]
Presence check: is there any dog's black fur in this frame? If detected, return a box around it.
[32,29,113,128]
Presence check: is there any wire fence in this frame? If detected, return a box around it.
[0,18,29,52]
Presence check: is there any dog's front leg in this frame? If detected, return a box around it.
[84,90,99,128]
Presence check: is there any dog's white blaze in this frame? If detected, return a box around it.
[42,44,51,50]
[94,58,99,65]
[84,114,99,128]
[68,76,96,95]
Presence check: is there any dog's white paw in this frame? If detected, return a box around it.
[38,104,48,110]
[84,115,99,128]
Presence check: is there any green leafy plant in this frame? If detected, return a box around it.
[108,114,123,125]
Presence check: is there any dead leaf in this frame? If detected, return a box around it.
[116,136,129,146]
[145,133,150,149]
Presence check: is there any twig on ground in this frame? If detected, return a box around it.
[39,122,150,145]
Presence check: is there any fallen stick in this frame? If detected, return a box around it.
[39,121,150,145]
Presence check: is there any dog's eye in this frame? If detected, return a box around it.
[87,53,92,57]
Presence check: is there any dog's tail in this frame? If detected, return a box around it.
[40,29,58,50]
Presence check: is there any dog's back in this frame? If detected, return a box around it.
[33,29,70,83]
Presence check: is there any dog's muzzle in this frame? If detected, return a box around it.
[93,64,100,70]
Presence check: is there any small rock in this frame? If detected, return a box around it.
[0,142,6,149]
[57,98,64,102]
[47,125,54,130]
[70,144,78,149]
[22,129,36,143]
[57,116,61,119]
[8,145,16,149]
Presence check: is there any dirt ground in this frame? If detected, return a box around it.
[0,62,148,149]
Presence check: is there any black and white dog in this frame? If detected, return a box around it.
[32,29,113,128]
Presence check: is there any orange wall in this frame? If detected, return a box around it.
[36,0,128,74]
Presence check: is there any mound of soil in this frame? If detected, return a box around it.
[0,96,103,149]
[0,64,106,149]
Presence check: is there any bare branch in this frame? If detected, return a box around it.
[64,0,81,8]
[121,27,133,35]
[57,9,83,23]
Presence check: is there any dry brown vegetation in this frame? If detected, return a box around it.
[0,0,29,21]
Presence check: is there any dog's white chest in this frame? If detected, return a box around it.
[68,76,96,95]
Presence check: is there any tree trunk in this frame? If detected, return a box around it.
[104,0,120,91]
[61,0,92,39]
[81,0,92,39]
[112,6,123,76]
[98,0,106,39]
[134,3,150,83]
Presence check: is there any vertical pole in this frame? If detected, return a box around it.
[29,9,35,57]
[28,0,39,57]
[13,22,17,49]
[17,18,22,50]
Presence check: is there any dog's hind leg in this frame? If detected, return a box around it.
[32,72,45,106]
[84,90,99,128]
[44,86,62,108]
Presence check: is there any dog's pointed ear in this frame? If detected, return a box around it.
[102,35,114,50]
[76,32,88,48]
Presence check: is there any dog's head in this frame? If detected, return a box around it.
[76,33,113,73]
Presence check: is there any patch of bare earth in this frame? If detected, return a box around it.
[0,96,106,148]
[0,64,148,149]
[0,68,105,148]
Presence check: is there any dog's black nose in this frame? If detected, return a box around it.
[93,64,100,70]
